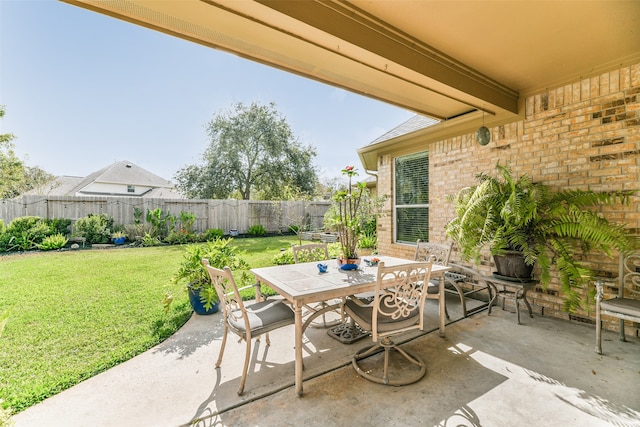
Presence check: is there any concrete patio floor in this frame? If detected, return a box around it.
[12,295,640,427]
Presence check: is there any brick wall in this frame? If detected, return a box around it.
[377,62,640,327]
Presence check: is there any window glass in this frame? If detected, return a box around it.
[127,185,135,193]
[394,151,429,243]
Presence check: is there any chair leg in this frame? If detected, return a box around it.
[595,304,602,354]
[216,323,229,368]
[619,319,626,342]
[452,283,468,317]
[238,335,252,396]
[352,337,426,386]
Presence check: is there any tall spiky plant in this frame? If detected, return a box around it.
[331,166,366,259]
[446,162,637,312]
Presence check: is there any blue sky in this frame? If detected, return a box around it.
[0,0,414,183]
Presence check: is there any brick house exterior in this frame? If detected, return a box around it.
[371,62,640,326]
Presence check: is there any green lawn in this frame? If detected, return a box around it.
[0,235,298,414]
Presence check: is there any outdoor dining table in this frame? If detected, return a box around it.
[251,255,451,396]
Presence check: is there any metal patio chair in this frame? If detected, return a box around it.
[344,260,435,386]
[595,251,640,354]
[414,240,454,319]
[202,259,295,395]
[291,243,343,327]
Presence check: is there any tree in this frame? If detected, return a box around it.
[175,102,318,200]
[0,106,55,199]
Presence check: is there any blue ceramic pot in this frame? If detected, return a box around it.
[337,257,361,270]
[188,286,220,315]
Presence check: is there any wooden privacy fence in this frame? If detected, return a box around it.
[0,196,331,235]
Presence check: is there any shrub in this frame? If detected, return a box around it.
[37,233,69,251]
[124,223,152,242]
[178,211,196,233]
[165,229,197,245]
[0,233,11,252]
[201,228,224,241]
[46,218,72,236]
[141,233,163,247]
[362,217,377,236]
[273,248,295,265]
[357,231,377,250]
[145,208,173,239]
[73,214,113,244]
[247,224,266,236]
[3,216,52,251]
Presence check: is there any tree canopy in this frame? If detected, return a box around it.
[174,102,318,200]
[0,106,55,199]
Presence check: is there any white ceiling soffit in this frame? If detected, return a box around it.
[61,0,640,128]
[60,0,520,123]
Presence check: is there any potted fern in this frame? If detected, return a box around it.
[445,162,636,312]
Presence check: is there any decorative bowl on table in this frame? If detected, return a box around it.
[364,257,380,267]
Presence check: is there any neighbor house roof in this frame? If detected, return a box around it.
[26,161,182,198]
[77,161,173,190]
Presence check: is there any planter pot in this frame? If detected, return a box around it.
[337,256,361,270]
[320,233,339,243]
[113,237,125,245]
[188,286,220,315]
[357,248,374,257]
[493,251,534,282]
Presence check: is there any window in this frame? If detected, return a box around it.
[127,185,135,193]
[394,151,429,244]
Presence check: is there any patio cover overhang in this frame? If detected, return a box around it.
[61,0,640,170]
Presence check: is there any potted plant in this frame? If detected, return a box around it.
[445,162,636,312]
[325,166,381,270]
[111,231,126,245]
[171,239,250,315]
[357,217,378,256]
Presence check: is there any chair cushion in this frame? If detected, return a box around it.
[344,299,420,333]
[600,297,640,318]
[228,299,295,335]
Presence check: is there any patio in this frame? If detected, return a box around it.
[12,294,640,427]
